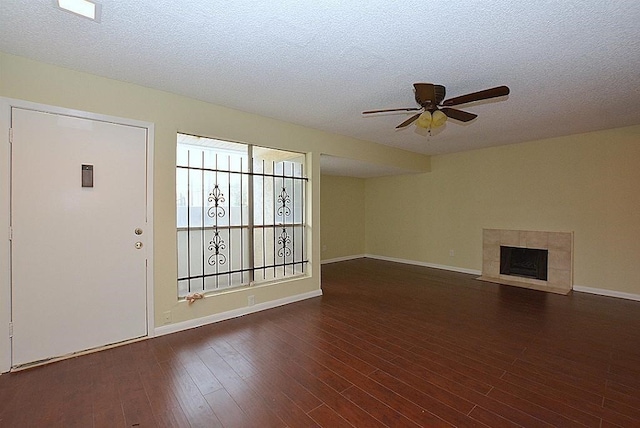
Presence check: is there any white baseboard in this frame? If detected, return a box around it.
[573,285,640,302]
[364,254,482,276]
[321,254,366,265]
[154,289,323,337]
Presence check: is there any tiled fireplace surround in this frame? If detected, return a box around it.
[479,229,573,295]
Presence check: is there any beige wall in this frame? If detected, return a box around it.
[320,175,365,261]
[365,125,640,295]
[0,52,429,334]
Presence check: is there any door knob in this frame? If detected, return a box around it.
[135,242,143,249]
[135,228,143,235]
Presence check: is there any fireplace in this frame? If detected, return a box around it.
[479,229,573,295]
[500,246,548,280]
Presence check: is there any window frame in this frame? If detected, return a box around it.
[176,133,308,298]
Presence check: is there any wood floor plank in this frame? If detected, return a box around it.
[374,362,477,414]
[183,357,224,396]
[504,362,604,405]
[230,341,323,413]
[486,384,591,428]
[388,356,556,428]
[606,381,640,409]
[114,369,159,427]
[203,388,249,428]
[468,405,523,428]
[510,356,606,393]
[341,385,422,427]
[261,325,357,394]
[496,376,603,427]
[245,372,320,427]
[281,357,387,427]
[368,369,489,427]
[207,340,259,380]
[603,398,640,423]
[344,374,454,427]
[92,368,126,428]
[158,360,222,427]
[391,352,495,395]
[263,367,324,414]
[139,362,191,427]
[598,406,640,428]
[274,314,382,375]
[93,405,127,428]
[201,340,316,427]
[307,404,353,428]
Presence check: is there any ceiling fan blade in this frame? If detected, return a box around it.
[363,107,421,114]
[396,113,421,128]
[442,85,510,107]
[441,108,477,122]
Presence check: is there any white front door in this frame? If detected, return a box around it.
[11,107,149,368]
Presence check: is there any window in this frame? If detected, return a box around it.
[176,133,308,297]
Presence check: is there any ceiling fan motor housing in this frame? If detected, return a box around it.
[415,84,446,109]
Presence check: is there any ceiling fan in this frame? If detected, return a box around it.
[363,83,510,129]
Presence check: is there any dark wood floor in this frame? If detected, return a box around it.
[1,258,640,427]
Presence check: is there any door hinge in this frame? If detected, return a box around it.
[8,226,12,241]
[8,128,12,144]
[9,322,13,338]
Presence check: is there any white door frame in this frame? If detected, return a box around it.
[0,97,155,373]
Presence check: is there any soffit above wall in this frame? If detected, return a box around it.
[320,155,421,178]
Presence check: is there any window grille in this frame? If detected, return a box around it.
[176,134,308,297]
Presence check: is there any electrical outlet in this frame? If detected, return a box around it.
[163,310,171,324]
[449,249,455,257]
[248,295,255,306]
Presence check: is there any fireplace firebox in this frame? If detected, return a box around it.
[500,246,548,281]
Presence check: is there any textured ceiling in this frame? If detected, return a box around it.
[1,1,640,176]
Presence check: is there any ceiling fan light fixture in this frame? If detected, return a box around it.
[415,111,432,129]
[431,110,448,127]
[416,110,447,129]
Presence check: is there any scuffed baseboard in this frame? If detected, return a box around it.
[154,289,323,337]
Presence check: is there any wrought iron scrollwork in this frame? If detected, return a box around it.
[207,183,227,266]
[208,229,227,266]
[208,184,226,218]
[277,227,292,258]
[277,186,292,258]
[277,187,291,217]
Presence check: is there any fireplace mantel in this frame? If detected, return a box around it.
[478,229,573,295]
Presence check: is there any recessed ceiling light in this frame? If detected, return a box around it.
[56,0,102,22]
